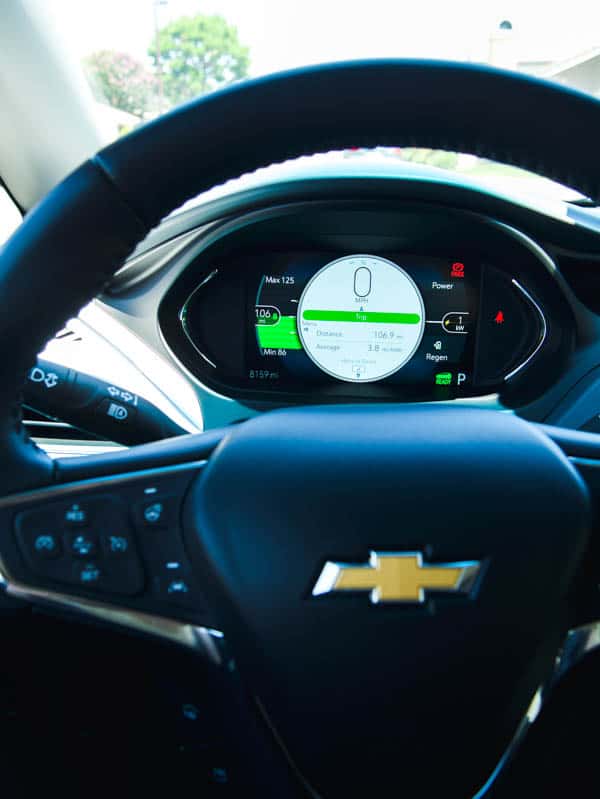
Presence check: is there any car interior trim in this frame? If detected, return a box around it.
[0,459,207,511]
[113,227,202,288]
[472,689,544,798]
[0,567,223,659]
[179,268,220,369]
[504,279,548,381]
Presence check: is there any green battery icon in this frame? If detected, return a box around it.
[435,372,453,386]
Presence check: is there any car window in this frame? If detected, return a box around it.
[45,1,600,199]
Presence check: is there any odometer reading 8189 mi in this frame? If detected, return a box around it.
[297,255,425,382]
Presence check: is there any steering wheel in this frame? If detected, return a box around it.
[1,61,599,798]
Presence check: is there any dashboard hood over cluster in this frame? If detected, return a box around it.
[165,155,586,223]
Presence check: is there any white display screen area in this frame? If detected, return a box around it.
[297,255,425,382]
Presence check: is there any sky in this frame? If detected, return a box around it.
[44,0,600,79]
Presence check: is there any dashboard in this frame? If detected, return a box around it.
[38,160,600,442]
[159,203,573,407]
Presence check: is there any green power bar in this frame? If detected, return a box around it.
[302,310,421,324]
[256,315,302,350]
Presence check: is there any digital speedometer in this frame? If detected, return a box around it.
[297,255,426,382]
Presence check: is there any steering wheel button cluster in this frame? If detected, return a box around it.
[8,467,208,620]
[15,497,145,596]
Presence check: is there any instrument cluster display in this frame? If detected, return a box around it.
[250,252,478,390]
[160,204,563,406]
[181,251,483,395]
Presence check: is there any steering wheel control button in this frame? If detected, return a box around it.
[153,574,202,609]
[138,498,176,528]
[32,533,61,559]
[74,562,102,586]
[63,502,89,525]
[143,502,165,524]
[69,555,143,596]
[103,534,131,556]
[137,521,201,608]
[167,579,190,596]
[66,531,97,558]
[16,510,65,563]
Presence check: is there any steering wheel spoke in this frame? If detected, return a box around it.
[0,444,219,643]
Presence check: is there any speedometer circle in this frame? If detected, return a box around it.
[297,254,425,383]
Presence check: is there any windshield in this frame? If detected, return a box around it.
[53,0,600,201]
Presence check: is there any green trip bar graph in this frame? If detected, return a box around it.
[302,310,421,324]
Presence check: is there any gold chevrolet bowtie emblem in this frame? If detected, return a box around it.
[312,552,481,604]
